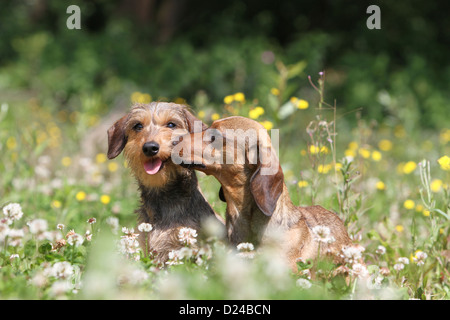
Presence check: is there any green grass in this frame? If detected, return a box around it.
[0,76,449,300]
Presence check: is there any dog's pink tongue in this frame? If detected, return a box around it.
[144,158,162,175]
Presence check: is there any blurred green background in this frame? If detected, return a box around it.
[1,0,449,129]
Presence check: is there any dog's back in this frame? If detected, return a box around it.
[284,205,353,268]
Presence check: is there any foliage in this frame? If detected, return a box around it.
[0,0,449,300]
[1,72,449,299]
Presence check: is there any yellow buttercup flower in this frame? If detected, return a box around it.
[131,91,141,102]
[359,148,371,159]
[224,95,234,104]
[131,92,152,103]
[248,106,265,119]
[6,136,17,150]
[76,191,86,201]
[197,110,205,119]
[318,164,332,174]
[108,162,119,172]
[51,200,62,209]
[47,124,61,139]
[309,145,329,155]
[376,181,385,190]
[174,97,186,104]
[233,92,245,102]
[270,88,280,96]
[403,199,415,210]
[440,129,450,144]
[296,99,309,110]
[36,131,48,145]
[297,180,309,188]
[260,121,273,131]
[100,195,111,205]
[309,145,319,154]
[371,150,382,161]
[96,153,107,164]
[403,161,417,174]
[211,113,220,121]
[395,225,404,233]
[61,156,72,167]
[423,209,431,217]
[88,115,100,127]
[378,139,393,151]
[430,179,443,192]
[345,149,356,157]
[437,155,450,171]
[348,141,358,150]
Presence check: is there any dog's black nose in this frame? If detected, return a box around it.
[143,141,160,156]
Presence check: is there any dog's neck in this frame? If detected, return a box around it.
[137,169,214,227]
[223,182,299,246]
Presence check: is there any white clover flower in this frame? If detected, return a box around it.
[413,251,427,266]
[398,257,409,265]
[178,227,197,246]
[311,225,335,244]
[177,247,194,259]
[367,274,384,290]
[66,231,84,247]
[87,218,96,224]
[341,245,365,265]
[57,224,65,230]
[28,219,48,235]
[51,261,74,279]
[296,278,312,289]
[118,232,141,261]
[350,263,369,279]
[236,242,255,259]
[394,263,405,271]
[122,227,134,235]
[2,203,24,224]
[10,254,20,261]
[237,242,255,252]
[375,245,386,255]
[166,250,184,266]
[138,222,153,233]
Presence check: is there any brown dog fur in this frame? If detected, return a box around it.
[174,116,354,270]
[107,102,222,264]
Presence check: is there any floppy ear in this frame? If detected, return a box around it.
[183,108,208,133]
[250,164,284,216]
[249,133,284,216]
[107,114,128,159]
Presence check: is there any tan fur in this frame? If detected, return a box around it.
[176,116,354,271]
[107,102,223,264]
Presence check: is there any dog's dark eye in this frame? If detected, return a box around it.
[167,122,176,129]
[133,123,144,132]
[210,135,216,142]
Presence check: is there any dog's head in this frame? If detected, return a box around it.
[173,116,284,216]
[107,102,207,188]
